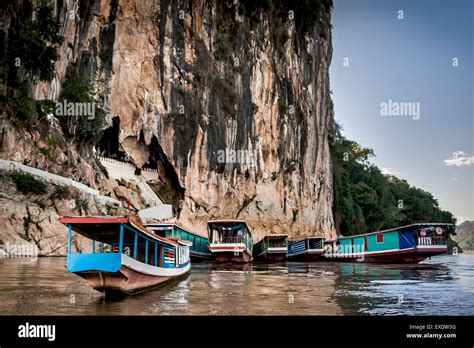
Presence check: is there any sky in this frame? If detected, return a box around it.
[330,0,473,223]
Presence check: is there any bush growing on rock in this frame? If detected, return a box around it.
[50,186,70,200]
[7,82,38,130]
[58,72,106,144]
[9,170,47,195]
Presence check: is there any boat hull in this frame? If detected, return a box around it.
[190,251,213,262]
[255,252,287,262]
[67,253,190,295]
[213,250,252,263]
[209,243,253,263]
[75,266,186,296]
[323,246,447,264]
[287,250,324,261]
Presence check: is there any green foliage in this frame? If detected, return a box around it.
[9,170,47,195]
[61,73,91,102]
[58,72,106,144]
[278,97,287,115]
[75,199,89,214]
[331,131,456,236]
[7,82,38,129]
[213,19,234,61]
[13,4,63,82]
[38,99,56,115]
[40,137,58,161]
[241,0,333,50]
[166,112,179,119]
[50,186,70,200]
[157,183,170,197]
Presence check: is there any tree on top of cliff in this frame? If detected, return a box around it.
[331,130,456,236]
[241,0,333,46]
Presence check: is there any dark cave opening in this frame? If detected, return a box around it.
[98,116,127,160]
[147,135,185,212]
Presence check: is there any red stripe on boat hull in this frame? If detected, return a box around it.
[323,247,447,264]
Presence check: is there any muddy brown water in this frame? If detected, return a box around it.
[0,253,472,315]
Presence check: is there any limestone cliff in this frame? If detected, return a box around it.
[453,221,474,251]
[1,0,337,245]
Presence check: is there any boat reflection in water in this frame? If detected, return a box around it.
[1,253,472,315]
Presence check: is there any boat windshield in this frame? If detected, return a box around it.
[210,223,247,244]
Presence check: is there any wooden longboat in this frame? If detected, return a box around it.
[322,223,452,263]
[59,216,191,296]
[207,219,253,263]
[287,237,325,261]
[253,234,288,262]
[145,223,212,262]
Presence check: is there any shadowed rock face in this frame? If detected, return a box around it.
[453,221,474,251]
[10,0,337,240]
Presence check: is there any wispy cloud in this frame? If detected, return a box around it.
[444,151,474,167]
[381,168,394,175]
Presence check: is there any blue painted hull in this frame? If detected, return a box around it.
[67,253,190,295]
[322,246,448,263]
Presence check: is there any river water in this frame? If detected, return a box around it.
[0,253,472,315]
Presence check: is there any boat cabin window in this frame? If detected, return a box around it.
[210,224,247,244]
[270,238,287,247]
[308,238,323,250]
[376,233,384,243]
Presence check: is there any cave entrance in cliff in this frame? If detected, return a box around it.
[146,135,185,214]
[98,116,127,161]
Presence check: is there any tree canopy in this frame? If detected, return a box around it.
[12,4,63,82]
[331,129,456,236]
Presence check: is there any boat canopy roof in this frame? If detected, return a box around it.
[208,220,250,231]
[337,222,454,240]
[207,219,253,238]
[145,222,203,238]
[58,216,180,247]
[263,234,288,240]
[289,236,324,243]
[208,219,247,224]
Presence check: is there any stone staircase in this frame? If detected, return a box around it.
[98,156,173,220]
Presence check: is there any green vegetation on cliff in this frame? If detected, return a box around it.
[11,4,63,82]
[9,170,47,195]
[6,81,38,129]
[6,4,63,130]
[58,72,106,144]
[331,130,456,236]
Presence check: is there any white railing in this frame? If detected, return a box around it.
[0,159,121,207]
[97,156,135,168]
[98,156,161,207]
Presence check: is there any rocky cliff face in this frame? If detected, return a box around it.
[453,221,474,251]
[0,173,132,256]
[1,0,336,243]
